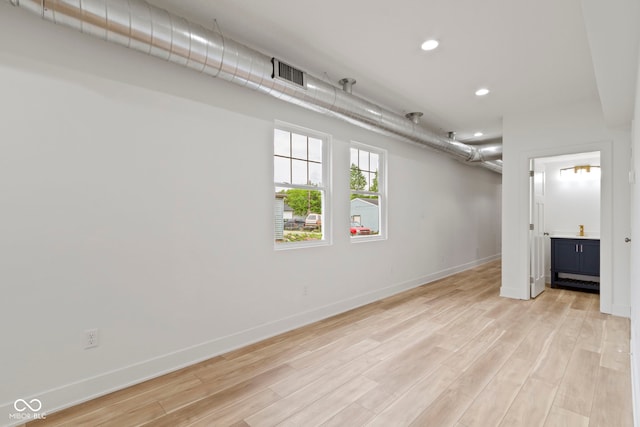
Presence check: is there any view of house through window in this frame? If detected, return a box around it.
[350,146,383,238]
[274,127,327,245]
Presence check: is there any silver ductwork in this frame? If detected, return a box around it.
[473,142,503,162]
[8,0,502,173]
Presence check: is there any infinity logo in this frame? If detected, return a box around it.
[14,398,42,412]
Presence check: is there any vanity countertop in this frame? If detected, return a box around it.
[550,234,600,240]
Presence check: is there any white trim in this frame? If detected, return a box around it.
[632,335,640,427]
[500,285,528,300]
[0,255,500,426]
[611,304,631,318]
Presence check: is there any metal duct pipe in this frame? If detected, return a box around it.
[473,143,503,162]
[8,0,502,173]
[461,137,503,162]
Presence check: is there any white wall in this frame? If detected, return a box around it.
[543,156,601,236]
[501,101,631,317]
[0,5,501,423]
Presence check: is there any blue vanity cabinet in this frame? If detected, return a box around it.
[550,237,600,292]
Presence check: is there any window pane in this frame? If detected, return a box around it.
[350,196,380,235]
[309,162,322,186]
[291,133,307,159]
[274,129,290,157]
[350,148,359,168]
[308,138,323,162]
[274,156,290,183]
[292,159,307,185]
[350,164,365,191]
[370,153,379,174]
[359,150,370,171]
[365,172,372,191]
[370,170,379,192]
[276,189,324,243]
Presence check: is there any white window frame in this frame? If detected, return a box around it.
[350,142,387,242]
[274,121,332,249]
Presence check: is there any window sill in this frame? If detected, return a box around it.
[350,234,386,243]
[274,239,331,250]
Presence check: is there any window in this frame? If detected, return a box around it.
[350,144,385,239]
[274,124,330,247]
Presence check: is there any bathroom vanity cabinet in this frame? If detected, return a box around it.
[550,237,600,292]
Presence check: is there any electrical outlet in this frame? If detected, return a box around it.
[84,328,99,349]
[303,285,309,296]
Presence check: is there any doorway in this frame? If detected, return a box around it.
[529,151,602,299]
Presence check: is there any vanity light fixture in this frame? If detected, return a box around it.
[559,164,601,176]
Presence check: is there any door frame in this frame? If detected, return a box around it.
[523,141,612,313]
[529,158,546,298]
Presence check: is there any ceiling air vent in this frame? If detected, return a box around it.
[272,58,307,88]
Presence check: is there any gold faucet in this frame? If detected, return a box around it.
[579,225,584,236]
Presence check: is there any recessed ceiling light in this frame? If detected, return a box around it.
[475,88,490,96]
[474,132,483,137]
[421,39,439,51]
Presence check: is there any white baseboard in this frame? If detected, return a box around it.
[500,286,528,300]
[611,304,632,318]
[1,254,500,427]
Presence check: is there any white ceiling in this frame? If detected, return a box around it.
[146,0,639,143]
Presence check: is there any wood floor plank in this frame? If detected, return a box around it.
[96,401,165,427]
[275,375,378,427]
[269,338,380,397]
[600,317,631,373]
[319,402,374,426]
[31,373,201,427]
[499,378,557,427]
[544,406,589,427]
[447,342,515,400]
[408,387,475,427]
[589,367,633,427]
[457,356,532,427]
[182,389,281,427]
[576,316,605,353]
[530,318,581,387]
[363,334,451,395]
[553,348,600,416]
[354,384,395,415]
[510,324,556,364]
[147,367,291,427]
[366,366,459,427]
[158,363,294,414]
[245,349,383,427]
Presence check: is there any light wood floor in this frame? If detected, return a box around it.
[27,261,633,426]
